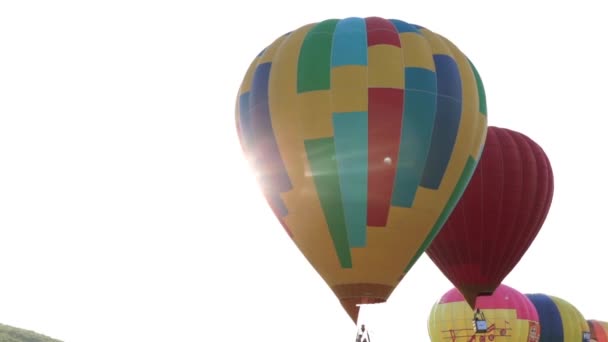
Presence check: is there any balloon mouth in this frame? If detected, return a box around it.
[332,283,394,324]
[340,297,385,324]
[459,285,497,309]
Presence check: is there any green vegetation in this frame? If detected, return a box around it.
[0,323,62,342]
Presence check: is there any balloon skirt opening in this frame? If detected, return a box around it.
[332,283,394,323]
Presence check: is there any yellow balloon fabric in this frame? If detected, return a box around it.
[236,16,488,322]
[549,296,590,341]
[428,285,540,342]
[526,293,591,341]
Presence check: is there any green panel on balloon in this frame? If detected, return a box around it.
[304,137,352,268]
[297,19,339,93]
[467,58,487,116]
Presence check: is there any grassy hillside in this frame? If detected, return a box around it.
[0,323,62,342]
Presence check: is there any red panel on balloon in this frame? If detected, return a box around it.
[367,87,404,227]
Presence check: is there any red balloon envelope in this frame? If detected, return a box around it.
[426,126,554,308]
[588,320,608,342]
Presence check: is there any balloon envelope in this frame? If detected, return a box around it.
[428,284,540,341]
[588,320,608,342]
[426,126,554,308]
[235,16,488,322]
[526,294,590,342]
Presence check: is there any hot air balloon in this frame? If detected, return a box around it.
[428,284,540,341]
[526,294,591,342]
[426,126,554,308]
[588,320,608,342]
[235,16,488,323]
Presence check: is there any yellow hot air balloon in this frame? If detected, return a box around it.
[235,16,487,322]
[428,284,540,341]
[551,296,590,341]
[526,293,591,341]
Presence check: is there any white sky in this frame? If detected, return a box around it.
[1,1,606,341]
